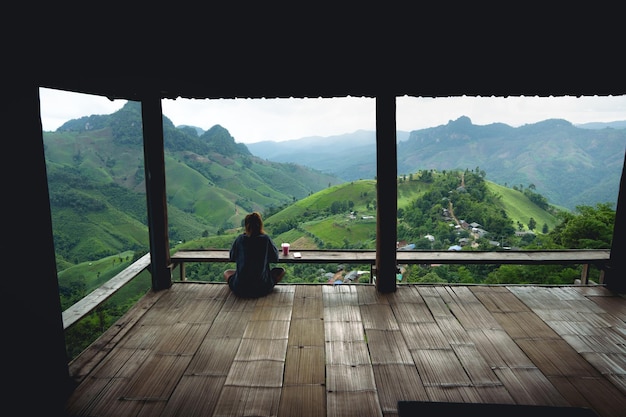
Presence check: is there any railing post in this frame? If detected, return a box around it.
[580,264,589,284]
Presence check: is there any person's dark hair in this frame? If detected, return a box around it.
[244,212,265,236]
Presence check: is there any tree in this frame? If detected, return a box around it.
[548,203,615,249]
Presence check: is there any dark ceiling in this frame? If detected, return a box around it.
[21,6,626,101]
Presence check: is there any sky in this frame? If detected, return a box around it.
[39,87,626,144]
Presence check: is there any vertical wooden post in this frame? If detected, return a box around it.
[375,95,398,293]
[580,263,589,285]
[604,149,626,293]
[142,97,172,291]
[10,83,71,414]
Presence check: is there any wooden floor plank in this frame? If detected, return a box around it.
[284,345,325,385]
[282,284,327,414]
[493,367,569,406]
[292,292,324,320]
[484,287,626,416]
[153,322,211,355]
[410,348,472,387]
[235,338,289,361]
[289,318,325,346]
[472,384,516,404]
[242,320,290,339]
[546,375,598,410]
[371,363,429,414]
[418,294,453,318]
[424,385,483,403]
[225,360,286,387]
[356,284,391,305]
[67,288,165,383]
[87,379,147,417]
[471,286,529,312]
[586,294,626,322]
[64,282,626,417]
[326,391,382,417]
[326,364,378,391]
[324,321,365,342]
[122,353,192,400]
[207,311,254,338]
[552,375,626,417]
[444,286,502,330]
[65,376,114,416]
[450,342,502,386]
[433,316,473,344]
[326,340,370,366]
[360,304,400,330]
[387,285,422,303]
[324,284,381,417]
[365,329,414,365]
[389,300,434,323]
[158,374,225,417]
[279,385,326,417]
[466,328,535,368]
[398,322,450,350]
[212,386,282,417]
[185,337,240,376]
[324,304,362,322]
[580,352,626,385]
[492,311,561,339]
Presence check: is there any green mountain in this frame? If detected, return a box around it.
[45,103,584,269]
[45,102,341,265]
[248,117,626,210]
[184,170,559,254]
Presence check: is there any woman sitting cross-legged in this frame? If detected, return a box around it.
[224,212,285,298]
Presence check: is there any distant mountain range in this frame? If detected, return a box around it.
[247,117,626,210]
[47,103,625,264]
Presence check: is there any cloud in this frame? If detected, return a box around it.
[39,88,626,144]
[39,88,126,132]
[161,96,377,143]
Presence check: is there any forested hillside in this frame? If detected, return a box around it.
[46,102,341,265]
[249,116,626,210]
[175,168,601,286]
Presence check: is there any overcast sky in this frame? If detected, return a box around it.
[39,87,626,144]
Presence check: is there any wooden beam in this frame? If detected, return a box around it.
[375,95,397,293]
[62,253,151,330]
[141,97,172,291]
[10,83,71,414]
[171,249,610,265]
[605,148,626,293]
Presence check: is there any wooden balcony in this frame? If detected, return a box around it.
[65,280,626,417]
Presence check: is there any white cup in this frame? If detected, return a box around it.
[281,243,290,256]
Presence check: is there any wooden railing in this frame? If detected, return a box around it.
[62,249,611,331]
[62,253,152,330]
[171,248,610,283]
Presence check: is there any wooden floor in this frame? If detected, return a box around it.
[65,283,626,417]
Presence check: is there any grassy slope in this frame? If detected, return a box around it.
[45,127,338,263]
[486,182,559,231]
[191,177,561,250]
